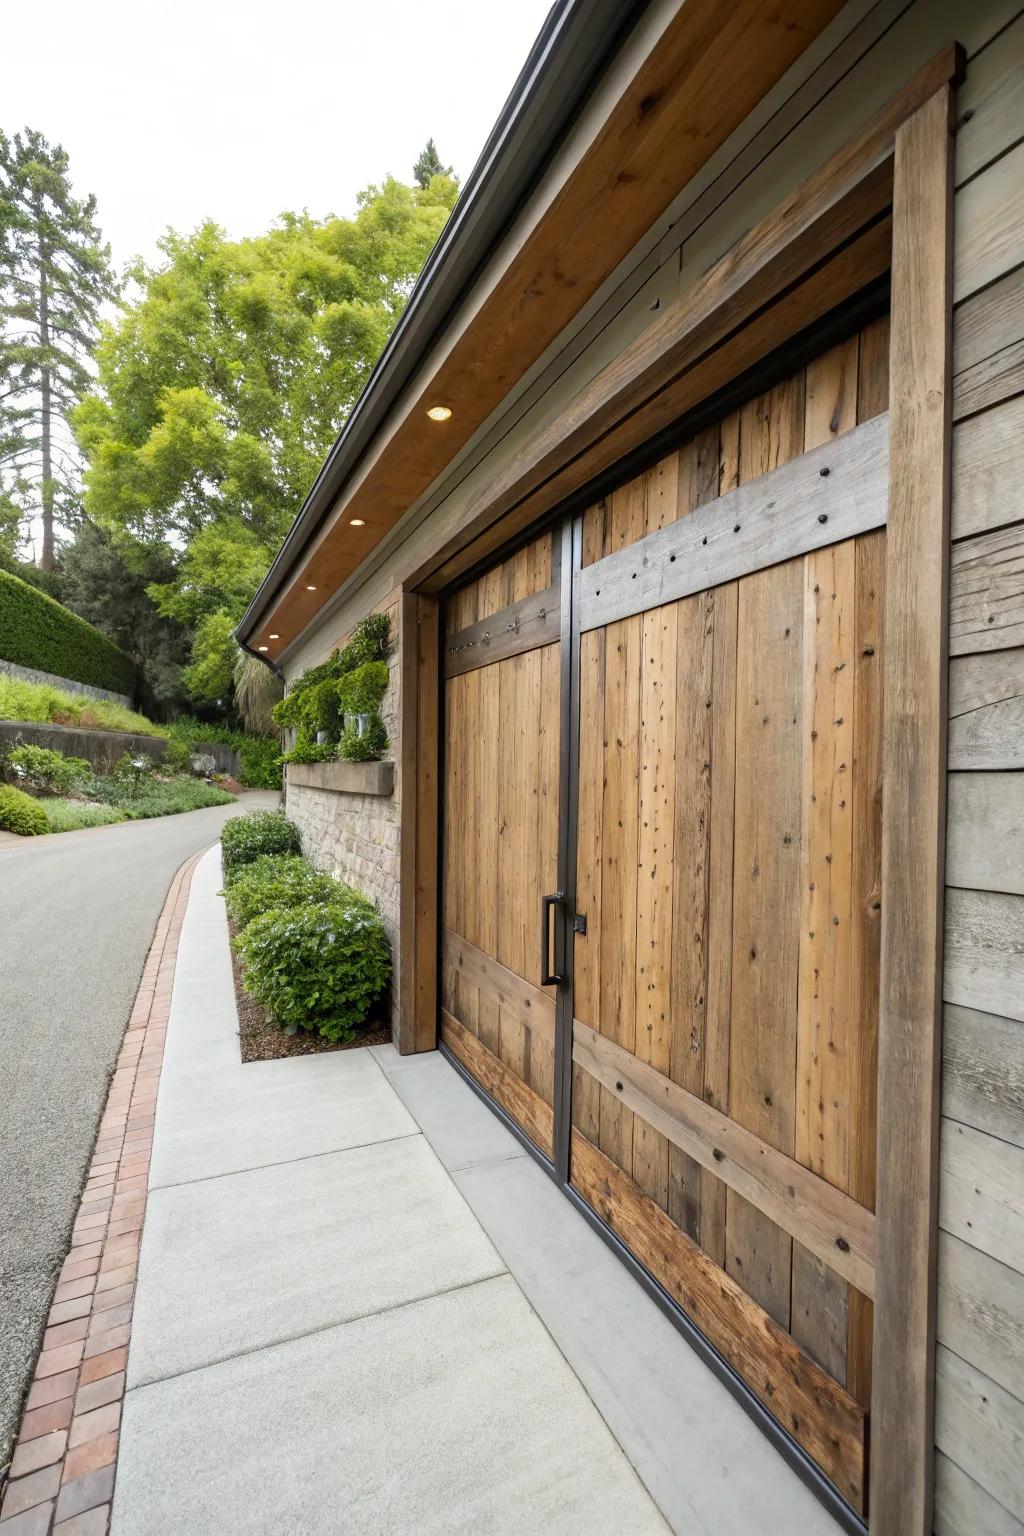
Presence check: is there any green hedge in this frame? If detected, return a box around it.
[0,569,135,696]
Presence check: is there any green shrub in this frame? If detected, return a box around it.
[6,745,92,794]
[162,737,193,775]
[280,738,335,765]
[0,783,49,835]
[336,660,389,715]
[237,736,283,789]
[220,809,301,882]
[0,569,134,694]
[224,854,371,930]
[234,899,390,1041]
[90,774,235,819]
[0,675,162,736]
[111,752,154,799]
[338,711,389,762]
[44,799,128,833]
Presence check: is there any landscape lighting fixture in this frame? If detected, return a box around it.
[426,404,452,421]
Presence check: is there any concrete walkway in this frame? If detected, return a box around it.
[114,847,842,1535]
[0,790,279,1478]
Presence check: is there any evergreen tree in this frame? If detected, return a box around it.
[413,138,452,189]
[0,129,116,568]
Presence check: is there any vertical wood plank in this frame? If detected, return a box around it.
[793,338,859,1384]
[871,86,953,1536]
[726,378,805,1330]
[476,662,502,1057]
[533,640,560,1107]
[633,596,677,1208]
[598,614,642,1177]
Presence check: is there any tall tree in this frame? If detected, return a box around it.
[413,138,452,189]
[0,130,116,568]
[77,171,457,697]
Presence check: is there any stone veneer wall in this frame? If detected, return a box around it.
[283,591,404,1035]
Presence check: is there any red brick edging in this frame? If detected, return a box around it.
[0,851,203,1535]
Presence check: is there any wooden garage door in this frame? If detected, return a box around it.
[441,320,890,1516]
[569,323,889,1514]
[441,529,561,1157]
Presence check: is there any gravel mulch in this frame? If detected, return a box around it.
[228,918,390,1063]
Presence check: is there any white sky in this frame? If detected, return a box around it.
[3,0,554,273]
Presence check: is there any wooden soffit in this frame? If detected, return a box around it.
[247,0,848,657]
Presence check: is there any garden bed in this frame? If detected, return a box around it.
[228,917,390,1063]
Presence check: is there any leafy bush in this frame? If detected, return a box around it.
[90,774,235,819]
[338,711,389,762]
[224,853,371,931]
[111,752,154,799]
[44,799,128,833]
[220,808,301,882]
[237,736,282,790]
[0,568,134,695]
[0,783,49,835]
[162,737,193,774]
[234,899,390,1041]
[6,745,92,794]
[336,660,389,715]
[280,738,335,765]
[0,675,162,736]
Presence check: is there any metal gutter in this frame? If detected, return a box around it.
[237,0,651,644]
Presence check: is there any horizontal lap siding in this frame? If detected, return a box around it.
[936,13,1024,1533]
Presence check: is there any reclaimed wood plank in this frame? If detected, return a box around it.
[954,264,1024,378]
[938,1229,1024,1402]
[944,887,1024,1024]
[794,337,859,1385]
[934,1452,1024,1536]
[596,613,642,1177]
[444,582,560,678]
[847,527,885,1406]
[951,397,1024,541]
[948,648,1024,769]
[578,412,889,633]
[955,12,1024,187]
[572,625,604,1144]
[570,1129,866,1512]
[949,523,1024,656]
[573,1022,875,1294]
[942,1002,1024,1150]
[954,140,1024,305]
[398,590,440,1054]
[939,1118,1024,1272]
[532,640,561,1109]
[632,596,676,1209]
[935,1346,1024,1524]
[442,928,555,1049]
[871,86,954,1535]
[442,1009,553,1157]
[946,772,1024,894]
[726,377,805,1332]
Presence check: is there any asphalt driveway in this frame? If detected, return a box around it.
[0,791,279,1477]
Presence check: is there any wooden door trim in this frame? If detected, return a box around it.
[443,581,560,678]
[397,589,440,1054]
[573,1021,876,1295]
[577,411,889,632]
[869,85,954,1536]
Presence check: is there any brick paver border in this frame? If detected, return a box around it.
[0,850,204,1535]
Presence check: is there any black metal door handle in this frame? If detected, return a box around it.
[541,891,564,986]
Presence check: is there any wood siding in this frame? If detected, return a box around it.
[935,13,1024,1535]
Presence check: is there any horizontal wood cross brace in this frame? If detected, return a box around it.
[578,411,889,632]
[443,929,556,1048]
[573,1020,876,1295]
[444,582,560,677]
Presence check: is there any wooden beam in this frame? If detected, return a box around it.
[397,590,439,1054]
[444,583,560,678]
[442,1009,554,1155]
[573,1021,875,1295]
[416,47,962,594]
[577,413,888,632]
[442,928,555,1047]
[571,1130,866,1510]
[870,85,954,1536]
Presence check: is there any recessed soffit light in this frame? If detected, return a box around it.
[258,645,269,652]
[306,584,317,591]
[269,634,279,640]
[350,518,365,527]
[426,404,452,422]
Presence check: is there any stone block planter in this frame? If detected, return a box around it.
[286,759,394,796]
